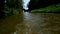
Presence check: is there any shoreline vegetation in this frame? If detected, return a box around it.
[31,3,60,13]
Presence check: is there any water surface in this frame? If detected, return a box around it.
[0,12,60,34]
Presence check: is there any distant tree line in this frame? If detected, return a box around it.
[28,0,60,11]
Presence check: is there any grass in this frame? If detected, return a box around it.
[31,3,60,13]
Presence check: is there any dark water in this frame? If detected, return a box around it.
[0,12,60,34]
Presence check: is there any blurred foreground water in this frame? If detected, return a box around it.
[0,12,60,34]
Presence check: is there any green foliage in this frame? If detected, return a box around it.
[3,0,23,17]
[7,0,22,8]
[4,7,22,16]
[31,4,60,13]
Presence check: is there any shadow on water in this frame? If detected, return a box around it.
[0,13,24,34]
[0,11,60,34]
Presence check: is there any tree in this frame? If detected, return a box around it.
[28,0,60,11]
[6,0,22,8]
[0,0,5,19]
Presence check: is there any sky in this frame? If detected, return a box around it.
[23,0,30,10]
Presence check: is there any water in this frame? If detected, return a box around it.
[0,12,60,34]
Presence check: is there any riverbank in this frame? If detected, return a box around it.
[31,4,60,13]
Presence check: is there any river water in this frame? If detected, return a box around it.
[0,12,60,34]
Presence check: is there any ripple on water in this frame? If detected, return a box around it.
[0,12,60,34]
